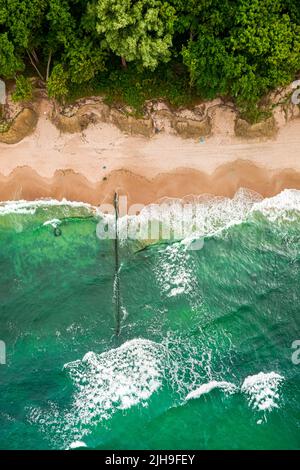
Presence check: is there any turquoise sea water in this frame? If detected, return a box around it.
[0,189,300,450]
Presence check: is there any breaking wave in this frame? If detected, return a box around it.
[241,372,284,412]
[28,339,164,448]
[2,188,300,239]
[0,198,94,216]
[96,188,300,250]
[185,372,284,413]
[185,381,238,400]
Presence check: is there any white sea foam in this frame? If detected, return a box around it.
[64,338,164,417]
[114,188,262,243]
[251,189,300,222]
[68,441,87,449]
[148,191,254,305]
[241,372,284,412]
[99,188,300,249]
[153,242,202,312]
[28,339,164,448]
[185,371,284,412]
[186,381,238,400]
[3,189,300,238]
[43,218,61,228]
[146,189,300,243]
[154,244,194,298]
[0,198,95,216]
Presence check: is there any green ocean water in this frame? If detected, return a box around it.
[0,190,300,450]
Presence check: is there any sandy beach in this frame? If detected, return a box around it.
[0,100,300,208]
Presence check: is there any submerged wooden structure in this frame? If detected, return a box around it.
[114,192,121,336]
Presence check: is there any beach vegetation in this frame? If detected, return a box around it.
[0,0,299,121]
[12,75,33,103]
[46,63,69,100]
[67,62,195,115]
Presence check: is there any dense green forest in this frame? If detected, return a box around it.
[0,0,300,119]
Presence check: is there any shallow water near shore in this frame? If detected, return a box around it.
[0,190,300,450]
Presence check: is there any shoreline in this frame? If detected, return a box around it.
[1,161,300,208]
[0,100,300,208]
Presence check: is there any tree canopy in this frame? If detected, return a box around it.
[0,0,299,117]
[183,0,300,107]
[93,0,176,70]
